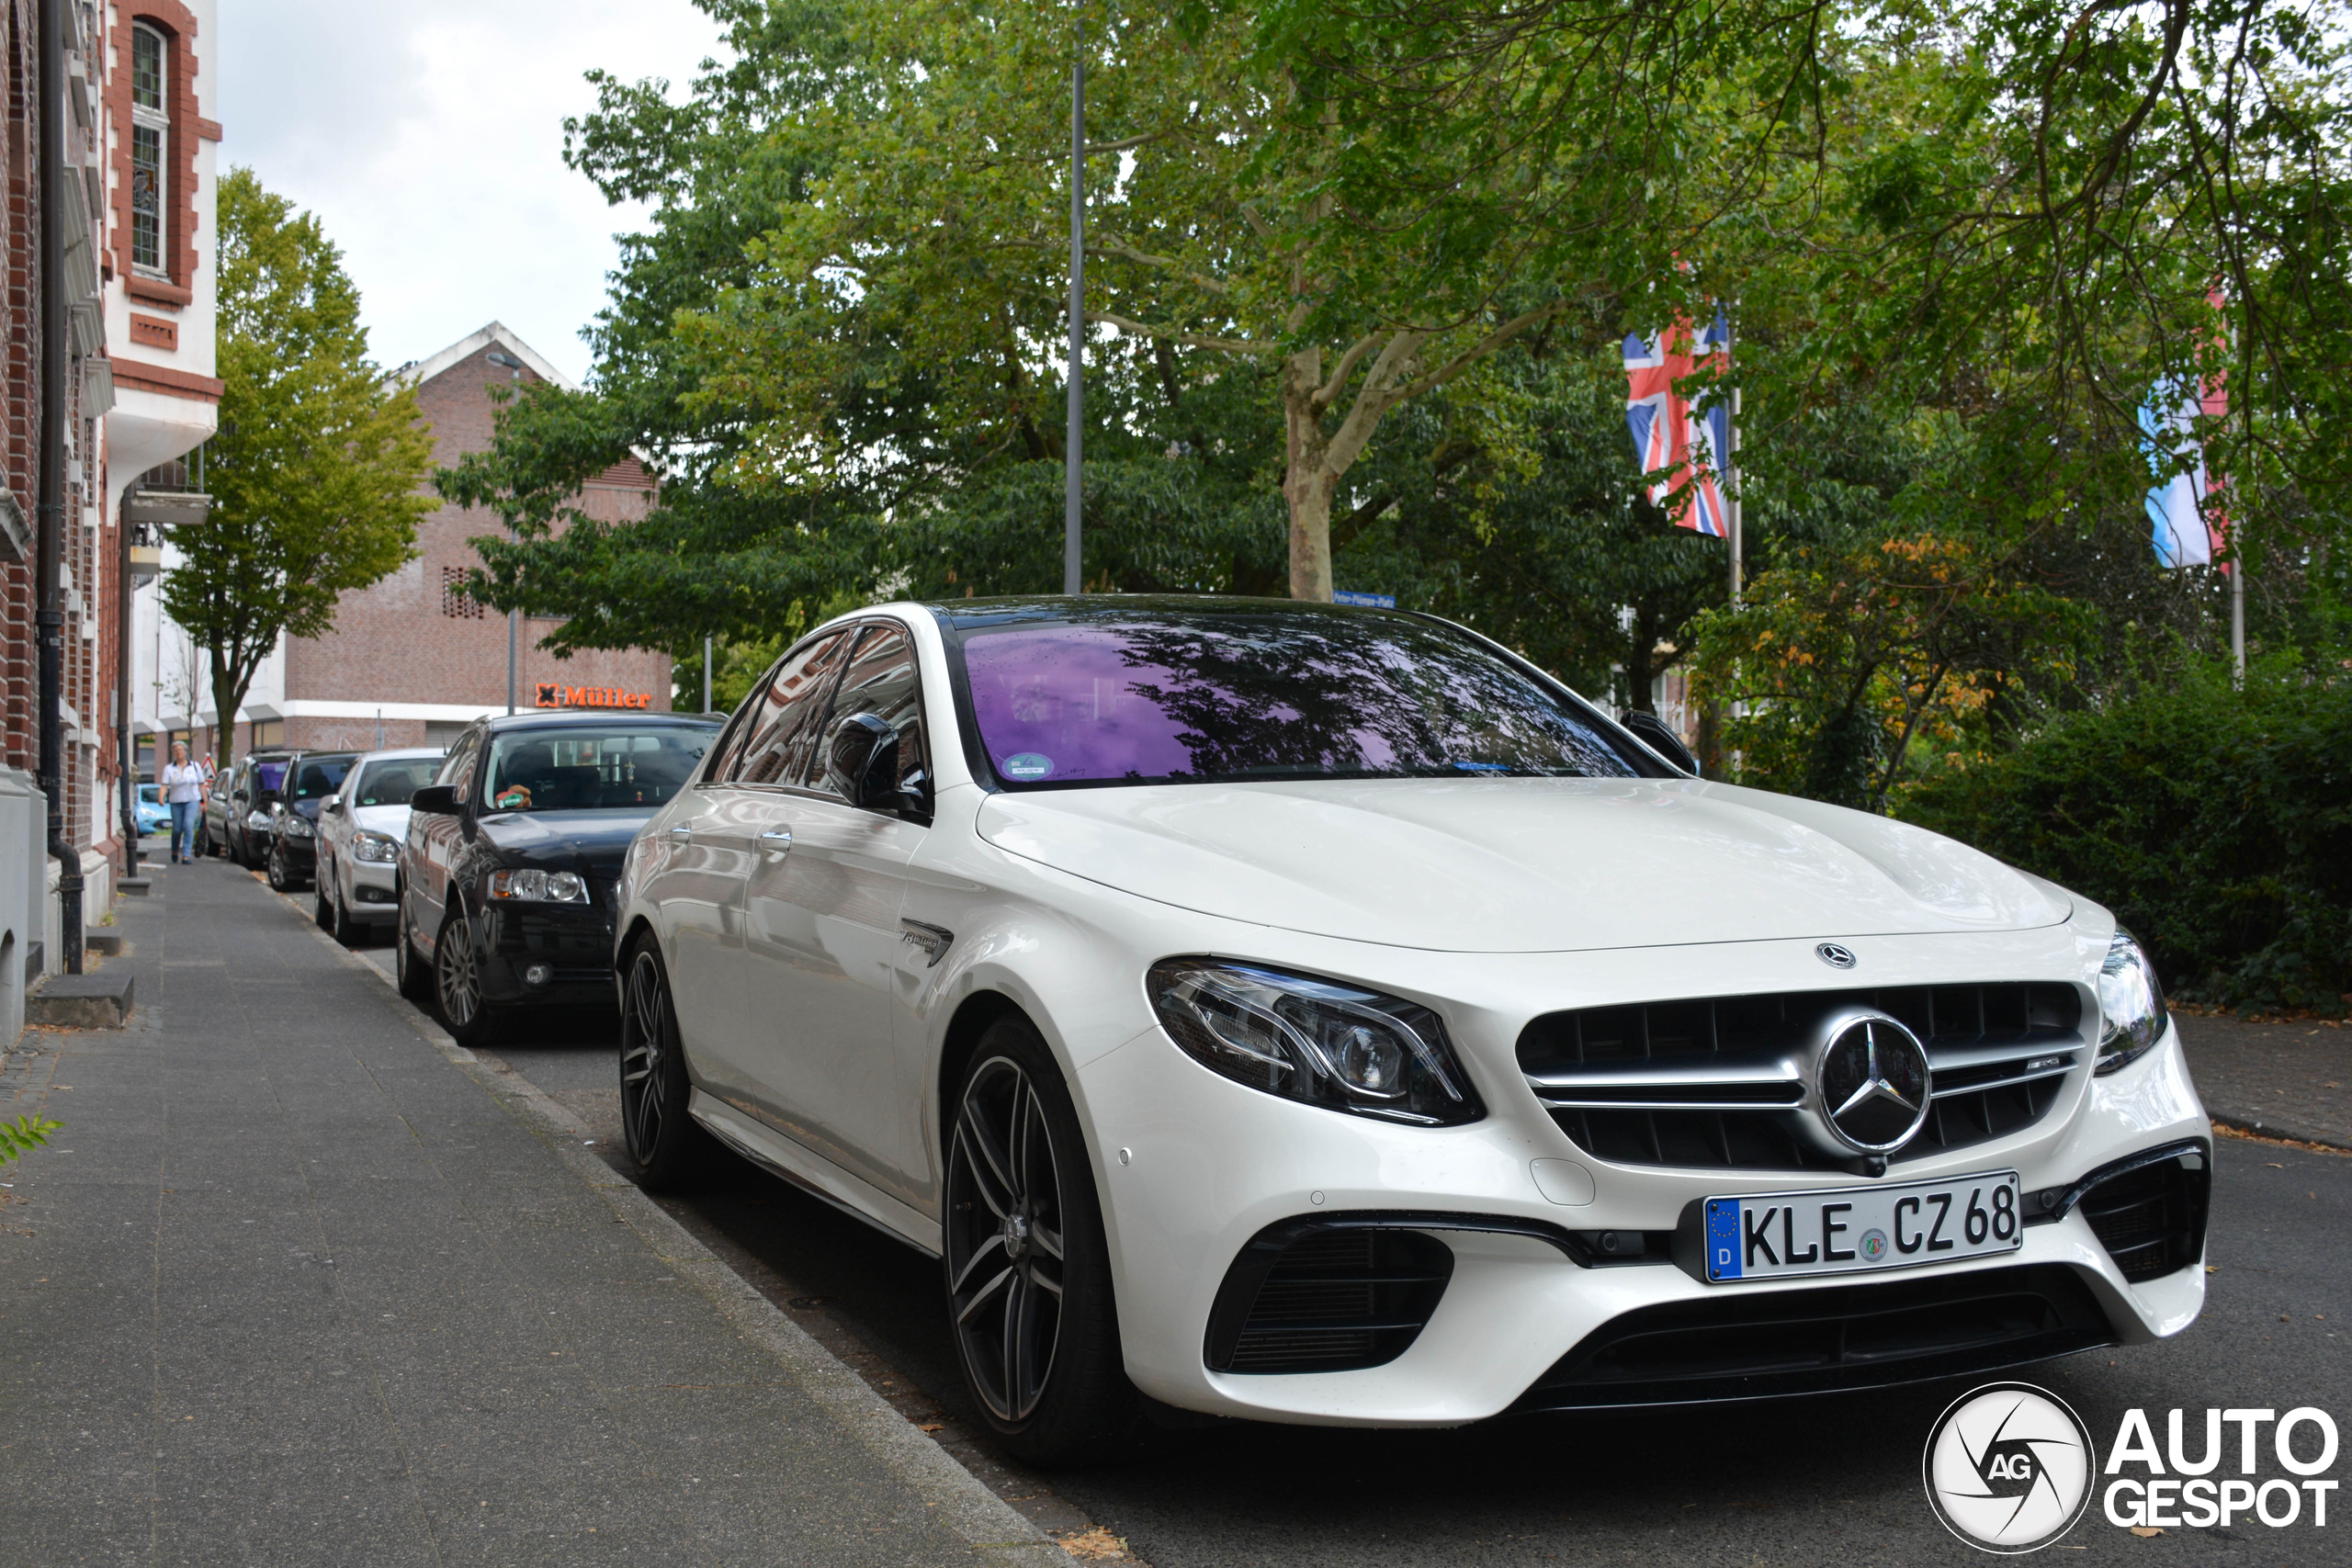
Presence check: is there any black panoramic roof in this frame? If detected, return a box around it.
[478,710,721,734]
[933,593,1400,633]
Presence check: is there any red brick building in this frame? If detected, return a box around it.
[5,0,220,1033]
[172,322,672,758]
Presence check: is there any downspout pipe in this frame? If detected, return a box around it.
[119,492,138,878]
[38,0,83,974]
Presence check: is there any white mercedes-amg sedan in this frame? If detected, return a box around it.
[612,596,2209,1463]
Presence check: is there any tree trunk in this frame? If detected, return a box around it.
[209,647,258,771]
[1281,348,1336,601]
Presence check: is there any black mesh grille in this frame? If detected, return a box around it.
[1206,1224,1454,1374]
[2079,1154,2210,1280]
[1522,983,2082,1171]
[1515,1264,2113,1410]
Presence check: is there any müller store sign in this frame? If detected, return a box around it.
[536,682,656,711]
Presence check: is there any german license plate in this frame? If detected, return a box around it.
[1702,1169,2024,1283]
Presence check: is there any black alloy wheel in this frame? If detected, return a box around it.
[617,941,719,1191]
[944,1016,1134,1464]
[395,889,435,1003]
[434,908,497,1046]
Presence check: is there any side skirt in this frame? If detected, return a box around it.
[689,1089,944,1258]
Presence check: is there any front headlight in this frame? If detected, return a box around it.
[284,815,314,839]
[354,832,400,863]
[487,868,589,904]
[2097,928,2169,1076]
[247,810,273,831]
[1147,958,1484,1126]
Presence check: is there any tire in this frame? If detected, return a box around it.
[313,863,334,928]
[330,876,358,948]
[395,888,435,1004]
[944,1014,1135,1465]
[617,939,721,1192]
[433,907,500,1047]
[266,840,293,892]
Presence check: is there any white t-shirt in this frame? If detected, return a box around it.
[162,761,206,803]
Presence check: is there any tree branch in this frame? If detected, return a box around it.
[1087,310,1272,356]
[1393,303,1565,403]
[1311,332,1384,413]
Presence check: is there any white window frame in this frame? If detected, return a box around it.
[129,22,169,279]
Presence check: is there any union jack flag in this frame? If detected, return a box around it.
[1623,311,1732,537]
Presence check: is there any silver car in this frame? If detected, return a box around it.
[313,747,444,945]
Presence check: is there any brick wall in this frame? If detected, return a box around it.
[280,341,673,743]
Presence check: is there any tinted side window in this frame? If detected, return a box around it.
[704,668,779,785]
[818,624,924,799]
[730,632,854,786]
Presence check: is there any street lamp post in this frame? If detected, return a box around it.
[1064,42,1084,597]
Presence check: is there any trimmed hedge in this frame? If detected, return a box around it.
[1899,661,2352,1013]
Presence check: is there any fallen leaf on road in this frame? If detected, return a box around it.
[1059,1528,1129,1561]
[2132,1525,2165,1537]
[916,1422,943,1433]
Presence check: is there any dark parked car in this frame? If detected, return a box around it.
[394,711,722,1045]
[266,750,357,892]
[208,749,299,868]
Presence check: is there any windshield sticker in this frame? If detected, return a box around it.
[1001,752,1056,781]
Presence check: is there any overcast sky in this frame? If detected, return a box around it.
[219,0,729,386]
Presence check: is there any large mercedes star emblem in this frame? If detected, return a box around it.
[1815,1011,1932,1154]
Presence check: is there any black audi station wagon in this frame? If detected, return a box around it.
[394,710,723,1044]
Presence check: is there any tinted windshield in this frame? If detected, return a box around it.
[482,726,717,813]
[253,761,288,795]
[352,757,440,808]
[951,605,1648,787]
[292,756,354,799]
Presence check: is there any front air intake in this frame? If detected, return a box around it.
[1205,1219,1453,1374]
[2074,1146,2211,1281]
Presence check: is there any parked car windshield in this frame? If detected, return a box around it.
[350,756,440,808]
[949,603,1654,788]
[291,756,355,800]
[481,725,717,813]
[252,761,288,795]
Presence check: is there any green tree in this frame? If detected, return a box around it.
[164,168,435,767]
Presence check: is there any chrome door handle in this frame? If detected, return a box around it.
[759,829,794,848]
[668,825,693,842]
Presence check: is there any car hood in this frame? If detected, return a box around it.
[350,804,412,839]
[473,808,652,874]
[973,777,2071,953]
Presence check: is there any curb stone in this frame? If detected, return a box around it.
[288,899,1075,1567]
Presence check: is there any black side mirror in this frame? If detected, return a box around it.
[1622,710,1701,776]
[826,713,904,812]
[410,784,462,816]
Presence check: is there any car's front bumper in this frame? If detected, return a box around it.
[473,900,619,1010]
[344,854,401,921]
[1077,1002,2208,1428]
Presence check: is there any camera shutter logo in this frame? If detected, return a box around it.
[1924,1383,2097,1552]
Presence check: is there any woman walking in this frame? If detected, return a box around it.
[161,742,206,864]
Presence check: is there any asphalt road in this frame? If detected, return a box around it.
[349,931,2352,1566]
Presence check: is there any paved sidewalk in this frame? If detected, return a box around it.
[0,857,1067,1566]
[2174,1010,2352,1149]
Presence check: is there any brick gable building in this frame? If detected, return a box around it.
[150,321,672,760]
